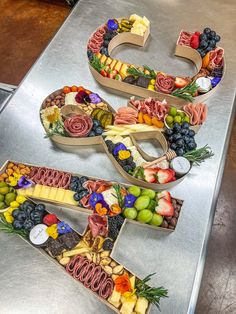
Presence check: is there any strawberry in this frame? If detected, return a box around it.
[143,168,158,183]
[155,198,174,217]
[190,34,200,49]
[100,69,107,77]
[157,190,171,202]
[156,169,175,184]
[107,69,118,79]
[175,77,189,88]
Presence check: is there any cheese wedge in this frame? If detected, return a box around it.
[129,14,142,22]
[48,187,58,201]
[135,297,149,314]
[141,16,150,27]
[110,59,117,70]
[65,92,77,106]
[100,54,107,64]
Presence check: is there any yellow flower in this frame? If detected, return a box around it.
[10,201,20,208]
[8,176,18,187]
[118,150,131,160]
[16,195,27,204]
[8,207,17,214]
[42,106,60,124]
[123,289,137,302]
[46,224,58,239]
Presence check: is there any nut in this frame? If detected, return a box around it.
[100,251,110,258]
[113,265,124,275]
[92,254,97,264]
[112,274,119,281]
[59,257,71,266]
[104,266,113,275]
[86,253,92,261]
[110,261,117,268]
[100,257,111,266]
[96,255,100,264]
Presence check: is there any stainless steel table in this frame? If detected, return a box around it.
[0,1,235,313]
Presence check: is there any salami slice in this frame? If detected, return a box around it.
[155,73,175,94]
[64,115,93,138]
[99,277,114,299]
[66,255,84,274]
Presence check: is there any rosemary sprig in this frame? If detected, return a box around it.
[136,273,168,310]
[0,215,28,238]
[90,55,105,73]
[184,145,214,166]
[143,65,157,79]
[133,166,144,179]
[44,120,68,138]
[171,81,199,101]
[127,65,156,79]
[112,184,124,208]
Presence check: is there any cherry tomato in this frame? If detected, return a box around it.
[63,86,71,94]
[71,85,78,92]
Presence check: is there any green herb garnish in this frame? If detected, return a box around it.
[136,273,168,310]
[90,54,105,73]
[0,215,28,238]
[184,145,214,165]
[112,184,124,208]
[133,166,144,179]
[44,120,68,138]
[171,81,199,101]
[127,65,156,79]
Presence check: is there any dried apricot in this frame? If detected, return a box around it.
[7,162,14,169]
[152,117,164,128]
[143,114,153,126]
[6,169,13,175]
[138,112,144,124]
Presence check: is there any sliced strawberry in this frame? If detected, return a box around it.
[157,190,171,202]
[143,168,158,183]
[156,169,175,184]
[155,198,174,217]
[175,77,189,88]
[107,72,113,79]
[100,69,107,77]
[190,34,200,49]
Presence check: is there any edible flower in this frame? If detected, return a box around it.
[123,289,137,302]
[42,106,60,124]
[95,202,108,216]
[89,192,104,208]
[115,273,132,294]
[3,211,14,224]
[124,194,137,208]
[211,76,221,88]
[43,213,59,226]
[75,90,89,104]
[110,204,122,215]
[107,19,118,31]
[113,143,127,156]
[57,221,72,234]
[46,224,58,239]
[17,176,33,189]
[118,150,131,160]
[89,93,102,104]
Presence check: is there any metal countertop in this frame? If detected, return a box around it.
[0,0,235,313]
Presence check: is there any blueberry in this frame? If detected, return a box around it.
[79,176,89,185]
[35,204,45,212]
[30,210,43,221]
[95,127,103,135]
[172,133,182,142]
[87,50,93,61]
[165,128,173,136]
[180,128,189,135]
[208,39,216,48]
[118,160,127,167]
[176,148,185,156]
[205,46,212,53]
[73,193,81,201]
[173,123,181,132]
[88,131,96,137]
[22,201,34,211]
[79,190,89,198]
[23,219,35,231]
[204,27,211,34]
[17,211,27,221]
[188,130,195,137]
[71,176,79,183]
[215,34,221,42]
[200,40,208,49]
[199,50,206,58]
[77,185,86,193]
[170,143,177,150]
[187,142,197,150]
[176,139,185,148]
[13,220,24,230]
[100,46,109,56]
[103,40,110,48]
[168,135,174,143]
[181,122,190,129]
[210,30,216,38]
[92,119,101,128]
[183,135,191,143]
[126,156,133,164]
[12,209,21,219]
[70,181,79,192]
[200,33,207,41]
[123,165,132,172]
[130,162,136,169]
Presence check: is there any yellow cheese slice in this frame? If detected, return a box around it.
[33,184,43,197]
[106,57,112,65]
[110,59,117,70]
[114,61,122,72]
[47,187,58,200]
[100,54,107,64]
[62,190,78,206]
[55,188,66,202]
[39,186,51,199]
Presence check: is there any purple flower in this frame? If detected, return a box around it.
[113,143,127,156]
[89,93,102,104]
[89,192,104,208]
[124,194,137,208]
[211,76,221,88]
[16,176,33,189]
[75,90,89,104]
[107,19,118,31]
[57,221,72,235]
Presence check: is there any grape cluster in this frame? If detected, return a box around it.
[197,27,221,58]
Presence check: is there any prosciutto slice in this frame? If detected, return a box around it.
[88,214,108,238]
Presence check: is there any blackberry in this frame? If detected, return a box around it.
[130,162,136,169]
[108,217,120,240]
[123,165,132,172]
[113,215,125,228]
[126,156,133,164]
[105,140,115,153]
[102,239,114,251]
[118,160,127,167]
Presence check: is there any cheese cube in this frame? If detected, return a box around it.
[100,54,107,64]
[110,59,117,70]
[33,184,43,197]
[141,16,150,27]
[55,188,66,202]
[129,14,142,22]
[39,186,51,199]
[63,190,78,206]
[48,187,58,201]
[114,61,122,72]
[119,63,129,79]
[106,57,112,65]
